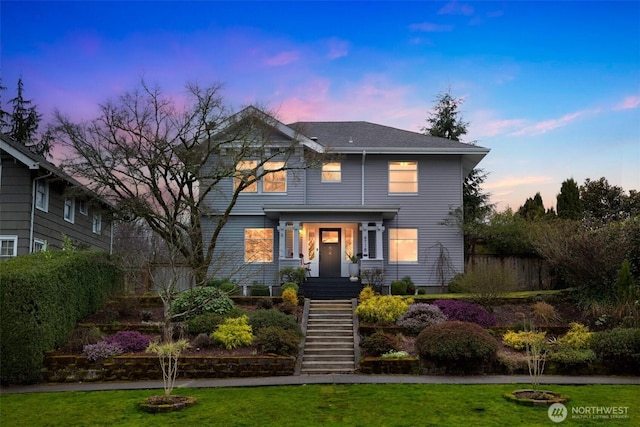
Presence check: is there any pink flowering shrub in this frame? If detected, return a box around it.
[432,299,496,328]
[103,330,151,353]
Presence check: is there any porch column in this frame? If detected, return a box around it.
[277,221,286,259]
[360,222,370,259]
[375,221,385,260]
[292,222,302,259]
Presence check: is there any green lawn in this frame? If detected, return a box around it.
[1,384,637,426]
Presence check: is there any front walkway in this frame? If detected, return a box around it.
[1,375,638,394]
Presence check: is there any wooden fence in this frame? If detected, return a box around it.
[465,255,556,291]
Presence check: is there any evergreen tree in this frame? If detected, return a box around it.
[556,178,582,220]
[423,90,493,257]
[518,192,546,220]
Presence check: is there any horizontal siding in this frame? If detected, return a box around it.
[306,155,363,205]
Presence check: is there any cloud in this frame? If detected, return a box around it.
[325,38,349,59]
[614,95,640,110]
[264,50,300,66]
[510,111,586,137]
[438,1,474,16]
[485,175,554,190]
[409,22,454,32]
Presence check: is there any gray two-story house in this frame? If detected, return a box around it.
[0,133,113,257]
[202,109,489,296]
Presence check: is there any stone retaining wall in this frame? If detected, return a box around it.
[42,354,295,383]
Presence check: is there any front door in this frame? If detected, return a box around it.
[319,228,341,277]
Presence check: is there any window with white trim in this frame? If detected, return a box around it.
[35,180,49,211]
[0,236,18,257]
[64,198,75,223]
[244,228,273,263]
[79,200,88,215]
[92,214,102,235]
[33,238,47,252]
[389,161,418,193]
[235,160,287,193]
[389,228,418,263]
[321,162,341,182]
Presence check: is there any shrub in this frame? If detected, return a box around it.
[281,282,299,293]
[193,333,215,349]
[282,288,299,306]
[248,309,302,337]
[83,341,124,362]
[207,278,238,294]
[558,322,593,349]
[396,303,447,334]
[356,295,413,324]
[390,280,407,295]
[617,259,638,302]
[416,321,499,373]
[187,313,225,336]
[255,326,302,356]
[591,327,640,374]
[449,263,518,305]
[279,301,297,315]
[380,351,410,359]
[432,299,496,328]
[255,298,274,310]
[0,251,122,384]
[531,301,557,325]
[60,327,104,353]
[548,347,596,368]
[359,286,376,302]
[211,315,254,349]
[250,284,271,297]
[279,267,306,286]
[502,330,547,351]
[103,330,152,353]
[170,286,234,320]
[361,330,400,357]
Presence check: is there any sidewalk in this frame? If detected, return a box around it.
[2,374,638,394]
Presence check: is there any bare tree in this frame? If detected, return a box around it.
[54,80,324,286]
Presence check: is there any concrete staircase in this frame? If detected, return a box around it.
[300,300,357,374]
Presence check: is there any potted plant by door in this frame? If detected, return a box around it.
[347,253,359,282]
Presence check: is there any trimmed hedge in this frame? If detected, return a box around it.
[0,251,122,384]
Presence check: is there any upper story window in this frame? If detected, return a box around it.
[79,200,88,215]
[64,198,75,223]
[235,160,287,194]
[389,161,418,193]
[321,162,341,182]
[35,180,49,211]
[0,236,18,258]
[263,161,286,193]
[92,213,102,235]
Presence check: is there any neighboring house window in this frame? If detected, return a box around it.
[321,162,341,182]
[244,228,273,263]
[235,160,258,192]
[263,161,286,193]
[235,160,287,193]
[64,198,75,223]
[389,228,418,263]
[35,180,49,211]
[92,214,102,235]
[0,236,18,257]
[389,161,418,193]
[33,239,47,252]
[79,200,88,215]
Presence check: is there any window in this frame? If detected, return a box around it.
[389,228,418,263]
[92,214,102,235]
[244,228,273,263]
[0,236,18,257]
[79,200,88,215]
[64,199,75,223]
[235,160,287,193]
[389,161,418,193]
[35,180,49,211]
[321,162,341,182]
[263,161,286,192]
[33,239,47,252]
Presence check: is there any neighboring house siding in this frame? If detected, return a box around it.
[0,152,33,255]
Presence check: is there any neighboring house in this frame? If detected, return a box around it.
[203,108,489,293]
[0,133,113,258]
